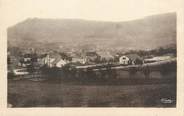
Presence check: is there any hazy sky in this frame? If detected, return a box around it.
[0,0,181,27]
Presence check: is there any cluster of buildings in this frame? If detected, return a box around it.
[15,51,115,68]
[8,48,175,76]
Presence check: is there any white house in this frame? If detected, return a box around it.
[119,56,130,65]
[55,59,67,68]
[44,54,68,68]
[119,54,143,65]
[43,54,55,67]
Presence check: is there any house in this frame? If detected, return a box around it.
[18,53,32,67]
[119,54,143,65]
[47,58,55,67]
[97,51,114,62]
[144,55,174,63]
[119,56,130,65]
[56,59,67,68]
[36,54,48,67]
[59,52,72,61]
[68,52,87,64]
[85,51,99,63]
[43,52,69,68]
[72,57,86,64]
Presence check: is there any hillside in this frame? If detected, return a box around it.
[7,12,176,51]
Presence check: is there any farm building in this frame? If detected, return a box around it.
[144,55,174,63]
[68,52,87,64]
[119,56,130,65]
[54,59,67,68]
[43,52,69,68]
[85,51,99,63]
[97,51,114,62]
[18,53,33,67]
[119,54,143,65]
[72,57,87,64]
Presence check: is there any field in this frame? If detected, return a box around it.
[8,71,176,107]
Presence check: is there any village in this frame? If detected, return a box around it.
[7,46,176,79]
[7,46,177,107]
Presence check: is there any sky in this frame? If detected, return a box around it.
[0,0,181,27]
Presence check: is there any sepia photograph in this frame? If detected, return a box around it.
[1,1,183,113]
[5,1,178,108]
